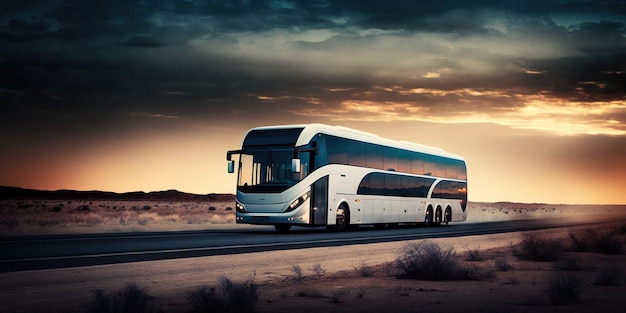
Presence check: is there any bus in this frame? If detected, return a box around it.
[226,124,467,232]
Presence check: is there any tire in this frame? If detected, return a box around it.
[327,203,350,232]
[424,206,434,227]
[444,206,452,225]
[274,224,292,232]
[434,206,443,226]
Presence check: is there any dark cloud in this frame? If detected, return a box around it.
[1,0,625,135]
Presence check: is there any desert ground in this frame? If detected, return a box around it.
[1,191,625,313]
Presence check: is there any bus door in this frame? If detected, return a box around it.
[310,176,328,225]
[326,174,348,225]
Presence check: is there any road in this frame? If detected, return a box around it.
[0,217,617,273]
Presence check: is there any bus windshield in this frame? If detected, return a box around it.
[237,148,310,193]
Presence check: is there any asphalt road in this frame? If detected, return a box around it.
[0,217,618,273]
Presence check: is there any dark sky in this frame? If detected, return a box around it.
[1,0,625,203]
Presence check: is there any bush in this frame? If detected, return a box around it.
[291,264,304,281]
[494,257,514,271]
[594,263,622,286]
[545,273,586,305]
[356,262,373,277]
[465,245,483,261]
[554,255,594,272]
[515,232,565,261]
[311,263,326,276]
[594,232,623,255]
[396,241,486,280]
[188,277,258,313]
[569,228,596,252]
[87,283,156,313]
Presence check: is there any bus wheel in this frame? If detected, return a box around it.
[274,224,292,232]
[444,206,452,225]
[434,206,443,226]
[424,206,434,227]
[327,203,350,232]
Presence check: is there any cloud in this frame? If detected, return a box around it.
[1,0,625,138]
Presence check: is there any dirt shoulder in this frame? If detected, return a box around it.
[2,224,625,313]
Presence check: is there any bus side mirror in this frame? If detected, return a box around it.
[291,158,301,173]
[227,160,235,173]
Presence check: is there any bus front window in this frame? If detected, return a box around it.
[238,148,310,193]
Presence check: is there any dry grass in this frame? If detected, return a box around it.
[187,277,258,313]
[0,199,234,235]
[395,241,495,281]
[88,283,157,313]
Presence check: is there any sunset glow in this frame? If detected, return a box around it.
[1,1,625,204]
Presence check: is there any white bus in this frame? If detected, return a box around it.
[226,124,467,232]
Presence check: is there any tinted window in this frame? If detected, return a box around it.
[424,155,436,176]
[383,147,398,171]
[385,174,401,196]
[366,144,383,169]
[358,173,435,198]
[348,140,366,167]
[243,128,304,147]
[411,155,424,175]
[446,159,457,179]
[370,172,385,195]
[398,150,412,173]
[457,161,467,180]
[318,134,466,181]
[327,136,348,164]
[432,181,467,200]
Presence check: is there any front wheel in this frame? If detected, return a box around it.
[327,204,350,232]
[274,224,292,232]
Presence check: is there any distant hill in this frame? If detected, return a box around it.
[0,186,234,202]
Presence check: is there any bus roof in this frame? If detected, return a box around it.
[248,123,464,161]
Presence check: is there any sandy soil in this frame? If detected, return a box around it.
[1,203,625,313]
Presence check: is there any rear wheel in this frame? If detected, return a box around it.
[434,206,443,226]
[444,206,452,225]
[424,206,434,227]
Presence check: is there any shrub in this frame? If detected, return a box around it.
[291,264,304,281]
[494,257,514,271]
[554,255,594,272]
[594,232,623,255]
[396,241,486,280]
[311,263,326,276]
[515,232,565,261]
[569,228,596,252]
[545,273,586,305]
[87,283,156,313]
[356,262,373,277]
[465,245,483,261]
[594,263,622,286]
[188,277,258,313]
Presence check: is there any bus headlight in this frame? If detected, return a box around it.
[285,191,311,213]
[236,201,247,213]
